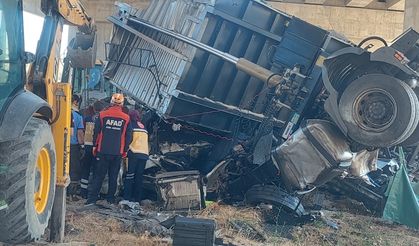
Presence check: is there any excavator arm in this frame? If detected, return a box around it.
[27,0,96,177]
[52,0,94,30]
[29,0,96,99]
[27,0,97,242]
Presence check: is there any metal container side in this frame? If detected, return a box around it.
[166,0,291,132]
[106,0,292,133]
[105,0,352,136]
[105,0,213,114]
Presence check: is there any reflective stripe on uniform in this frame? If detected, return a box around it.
[129,130,149,155]
[84,122,95,146]
[126,173,135,180]
[80,178,89,189]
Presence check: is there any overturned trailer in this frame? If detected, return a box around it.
[105,0,350,139]
[104,0,419,211]
[106,0,419,147]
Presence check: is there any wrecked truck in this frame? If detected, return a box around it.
[103,0,419,213]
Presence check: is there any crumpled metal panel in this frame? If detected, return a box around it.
[272,120,351,191]
[349,149,378,177]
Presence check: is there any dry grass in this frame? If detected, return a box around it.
[291,211,419,246]
[65,210,170,246]
[197,203,272,246]
[199,203,263,231]
[61,199,419,246]
[197,202,419,246]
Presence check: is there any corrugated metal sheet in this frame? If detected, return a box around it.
[105,0,212,114]
[96,22,113,60]
[105,24,188,112]
[135,0,213,58]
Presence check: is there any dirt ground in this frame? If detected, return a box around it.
[64,213,169,246]
[61,195,419,246]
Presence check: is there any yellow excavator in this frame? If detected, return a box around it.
[0,0,96,243]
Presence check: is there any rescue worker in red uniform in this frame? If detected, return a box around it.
[86,93,132,205]
[122,109,149,202]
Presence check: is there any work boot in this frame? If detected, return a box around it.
[119,199,130,206]
[96,200,108,206]
[83,202,97,210]
[96,199,117,209]
[0,200,7,211]
[80,189,88,199]
[106,197,116,204]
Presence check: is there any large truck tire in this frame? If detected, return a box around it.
[339,74,419,147]
[402,124,419,147]
[0,117,56,243]
[401,88,419,147]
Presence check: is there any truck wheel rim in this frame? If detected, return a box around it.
[34,147,51,214]
[353,88,396,133]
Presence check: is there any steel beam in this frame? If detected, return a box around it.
[345,0,375,7]
[404,0,419,30]
[305,0,327,4]
[22,0,44,16]
[386,0,402,7]
[269,0,404,10]
[387,0,404,11]
[364,0,404,10]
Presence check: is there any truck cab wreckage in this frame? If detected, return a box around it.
[104,0,419,220]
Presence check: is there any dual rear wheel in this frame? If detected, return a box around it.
[339,74,419,147]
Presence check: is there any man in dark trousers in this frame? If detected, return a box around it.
[80,101,104,198]
[69,94,84,196]
[122,109,149,203]
[86,93,132,205]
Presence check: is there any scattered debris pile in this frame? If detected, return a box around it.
[62,194,419,245]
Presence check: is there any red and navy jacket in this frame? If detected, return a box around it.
[93,106,132,156]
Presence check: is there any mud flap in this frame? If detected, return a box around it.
[245,185,306,217]
[252,129,273,165]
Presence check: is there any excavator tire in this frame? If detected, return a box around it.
[339,74,419,147]
[0,117,56,243]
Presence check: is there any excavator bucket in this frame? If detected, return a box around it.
[67,32,97,68]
